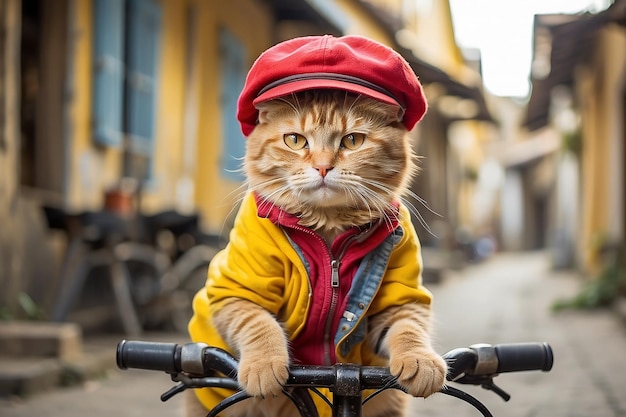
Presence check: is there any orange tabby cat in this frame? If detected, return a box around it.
[186,89,447,417]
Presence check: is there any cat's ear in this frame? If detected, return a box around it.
[257,109,270,124]
[256,111,269,124]
[394,107,406,123]
[368,99,405,125]
[255,103,272,124]
[383,104,405,125]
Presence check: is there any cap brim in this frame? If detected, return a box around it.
[253,79,402,109]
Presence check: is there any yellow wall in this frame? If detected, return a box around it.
[65,0,276,233]
[141,0,187,213]
[578,25,626,272]
[336,0,395,43]
[69,0,190,213]
[403,0,465,78]
[64,0,488,239]
[192,0,274,232]
[68,0,123,210]
[152,0,275,232]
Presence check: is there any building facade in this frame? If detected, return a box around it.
[1,0,490,319]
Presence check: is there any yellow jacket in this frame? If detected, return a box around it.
[188,193,432,413]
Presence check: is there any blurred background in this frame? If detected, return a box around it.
[0,0,625,377]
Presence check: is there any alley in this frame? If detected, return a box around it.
[415,251,626,417]
[1,251,625,417]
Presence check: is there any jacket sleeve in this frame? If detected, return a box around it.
[204,194,295,317]
[368,204,433,315]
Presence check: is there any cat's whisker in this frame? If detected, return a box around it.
[400,198,436,237]
[247,177,291,197]
[343,184,398,231]
[221,158,247,185]
[341,178,393,209]
[222,180,254,206]
[255,185,293,214]
[256,198,279,216]
[356,177,437,237]
[341,187,360,209]
[343,187,375,219]
[355,179,397,202]
[278,94,303,116]
[345,93,363,115]
[213,180,257,239]
[401,188,441,218]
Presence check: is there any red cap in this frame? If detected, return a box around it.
[237,35,427,136]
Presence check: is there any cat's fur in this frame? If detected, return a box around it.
[246,90,412,240]
[186,90,446,417]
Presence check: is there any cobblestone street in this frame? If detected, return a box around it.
[414,251,626,417]
[1,251,625,417]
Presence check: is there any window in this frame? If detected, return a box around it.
[92,0,162,180]
[218,28,247,181]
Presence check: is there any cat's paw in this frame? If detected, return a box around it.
[389,349,447,398]
[237,353,289,398]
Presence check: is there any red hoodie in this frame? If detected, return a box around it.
[255,194,399,365]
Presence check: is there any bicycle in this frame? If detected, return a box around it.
[43,206,224,335]
[116,340,554,417]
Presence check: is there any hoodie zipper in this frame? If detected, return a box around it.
[288,223,380,365]
[322,259,340,364]
[321,231,370,364]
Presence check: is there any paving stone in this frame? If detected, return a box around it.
[1,252,625,417]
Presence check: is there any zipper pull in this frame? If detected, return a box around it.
[331,260,340,287]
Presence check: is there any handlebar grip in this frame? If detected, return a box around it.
[494,342,553,373]
[116,340,180,373]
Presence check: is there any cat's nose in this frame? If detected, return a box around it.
[316,166,334,178]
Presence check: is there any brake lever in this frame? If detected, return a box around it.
[159,372,195,401]
[453,374,511,402]
[481,380,511,402]
[161,381,186,402]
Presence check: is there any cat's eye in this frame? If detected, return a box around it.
[340,133,366,150]
[283,133,308,150]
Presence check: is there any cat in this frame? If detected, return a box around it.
[186,89,447,417]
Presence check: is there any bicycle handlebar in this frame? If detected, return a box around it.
[116,340,553,386]
[116,340,553,417]
[493,342,553,373]
[117,340,180,373]
[442,342,553,380]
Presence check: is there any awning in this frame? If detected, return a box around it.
[355,0,492,122]
[523,0,625,131]
[265,0,344,36]
[498,128,561,168]
[405,55,492,122]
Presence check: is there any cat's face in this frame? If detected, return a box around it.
[244,90,416,228]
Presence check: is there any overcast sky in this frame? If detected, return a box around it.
[448,0,612,97]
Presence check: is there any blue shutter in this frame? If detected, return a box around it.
[92,0,125,147]
[219,29,247,181]
[126,0,162,156]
